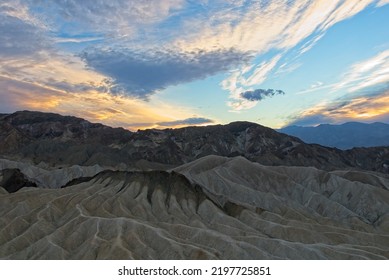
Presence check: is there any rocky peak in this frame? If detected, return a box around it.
[1,110,133,144]
[1,111,388,173]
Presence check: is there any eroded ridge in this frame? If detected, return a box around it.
[1,156,388,259]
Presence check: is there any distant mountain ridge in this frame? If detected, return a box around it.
[1,111,389,173]
[279,122,389,150]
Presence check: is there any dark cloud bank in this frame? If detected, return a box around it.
[81,48,252,99]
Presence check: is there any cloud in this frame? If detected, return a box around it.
[275,62,302,75]
[118,116,215,130]
[299,33,325,55]
[0,1,110,98]
[227,87,285,112]
[333,49,389,93]
[82,48,252,98]
[2,1,380,99]
[287,88,389,126]
[242,55,282,87]
[55,36,104,44]
[175,0,374,53]
[32,0,184,38]
[241,89,285,101]
[286,114,334,127]
[310,81,324,89]
[0,52,109,95]
[377,0,389,7]
[0,76,71,113]
[0,76,214,131]
[222,54,282,111]
[296,50,389,96]
[157,117,213,127]
[288,49,389,125]
[0,2,50,57]
[179,0,377,110]
[1,0,385,129]
[1,0,47,28]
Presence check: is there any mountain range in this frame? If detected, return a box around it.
[1,111,389,259]
[279,122,389,150]
[1,111,388,173]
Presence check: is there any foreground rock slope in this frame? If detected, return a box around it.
[1,156,388,259]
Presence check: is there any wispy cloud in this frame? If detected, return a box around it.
[289,49,389,126]
[31,0,184,38]
[0,52,108,95]
[1,2,220,128]
[242,55,282,87]
[310,81,324,89]
[333,49,389,92]
[0,76,212,131]
[288,88,389,126]
[0,1,50,57]
[157,117,213,127]
[0,76,69,113]
[275,62,302,76]
[0,0,47,29]
[296,49,389,96]
[202,0,377,111]
[119,117,215,130]
[0,0,386,129]
[176,1,376,54]
[222,54,282,111]
[376,0,389,7]
[55,37,104,44]
[0,1,109,98]
[299,33,325,55]
[296,83,335,95]
[1,0,380,100]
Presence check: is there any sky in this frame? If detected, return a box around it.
[1,0,389,130]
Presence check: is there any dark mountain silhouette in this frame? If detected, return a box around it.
[279,122,389,150]
[1,111,388,173]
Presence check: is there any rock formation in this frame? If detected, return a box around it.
[1,111,388,172]
[0,111,388,259]
[0,156,388,259]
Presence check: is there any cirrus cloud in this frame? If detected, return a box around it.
[288,87,389,126]
[157,117,213,127]
[0,75,213,131]
[209,0,378,111]
[333,49,389,93]
[0,1,50,57]
[31,0,184,38]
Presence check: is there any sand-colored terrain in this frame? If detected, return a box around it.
[1,155,388,259]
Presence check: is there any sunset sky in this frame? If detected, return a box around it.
[1,0,388,130]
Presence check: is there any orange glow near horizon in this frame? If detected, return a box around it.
[293,93,389,125]
[0,76,215,131]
